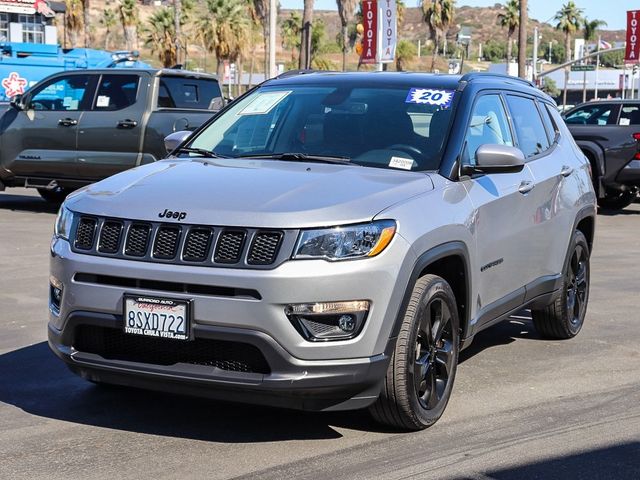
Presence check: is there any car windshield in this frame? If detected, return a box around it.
[187,83,456,171]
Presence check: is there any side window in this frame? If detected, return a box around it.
[564,104,613,125]
[539,102,557,143]
[93,74,139,111]
[506,95,550,158]
[28,75,91,111]
[619,105,640,126]
[158,77,222,109]
[462,94,513,165]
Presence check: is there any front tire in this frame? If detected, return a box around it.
[370,274,460,431]
[37,187,72,204]
[532,230,590,339]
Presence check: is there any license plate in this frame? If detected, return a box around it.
[123,295,190,341]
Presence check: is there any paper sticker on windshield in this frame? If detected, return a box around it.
[238,90,292,115]
[96,95,110,107]
[389,156,414,170]
[405,88,455,108]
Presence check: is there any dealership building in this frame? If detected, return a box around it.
[0,0,64,45]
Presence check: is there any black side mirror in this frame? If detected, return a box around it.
[10,94,25,110]
[460,144,525,176]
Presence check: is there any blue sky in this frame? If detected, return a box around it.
[279,1,628,30]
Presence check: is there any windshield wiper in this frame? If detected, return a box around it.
[174,147,222,158]
[239,152,352,165]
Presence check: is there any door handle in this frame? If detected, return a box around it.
[518,180,535,194]
[117,119,138,129]
[58,118,78,127]
[560,165,574,177]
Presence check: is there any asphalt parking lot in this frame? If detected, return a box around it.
[1,188,639,480]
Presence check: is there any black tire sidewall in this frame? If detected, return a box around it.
[403,277,460,427]
[561,230,590,336]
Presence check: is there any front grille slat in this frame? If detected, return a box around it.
[248,231,283,265]
[125,224,151,257]
[183,228,213,262]
[214,230,247,263]
[75,217,97,250]
[98,221,124,254]
[72,218,286,269]
[152,226,181,259]
[74,325,270,374]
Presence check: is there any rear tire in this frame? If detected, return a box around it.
[597,188,636,211]
[532,230,590,339]
[369,274,459,431]
[37,187,72,204]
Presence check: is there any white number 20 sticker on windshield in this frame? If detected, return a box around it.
[405,88,455,108]
[238,90,292,115]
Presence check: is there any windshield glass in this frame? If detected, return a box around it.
[188,83,456,171]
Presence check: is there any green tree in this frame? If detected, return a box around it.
[281,11,301,66]
[196,0,252,78]
[497,0,518,62]
[541,77,560,98]
[144,8,178,67]
[395,39,416,71]
[483,39,507,62]
[421,0,455,71]
[119,0,139,51]
[555,1,583,106]
[583,17,607,44]
[100,8,117,50]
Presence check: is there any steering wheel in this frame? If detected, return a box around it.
[388,143,423,158]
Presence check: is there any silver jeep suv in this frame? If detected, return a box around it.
[49,72,596,430]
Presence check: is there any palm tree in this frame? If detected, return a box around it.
[517,0,527,78]
[65,0,83,47]
[555,1,583,106]
[281,11,301,66]
[336,0,357,71]
[395,39,416,71]
[299,0,314,69]
[196,0,252,78]
[397,0,406,28]
[174,0,182,65]
[100,8,117,50]
[82,0,90,46]
[252,0,269,75]
[581,17,606,102]
[144,8,178,67]
[421,0,455,72]
[119,0,139,51]
[497,0,518,63]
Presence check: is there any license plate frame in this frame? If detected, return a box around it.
[123,295,191,341]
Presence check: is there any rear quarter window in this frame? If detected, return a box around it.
[619,105,640,125]
[157,76,222,110]
[505,95,550,158]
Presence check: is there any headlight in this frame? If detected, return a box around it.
[54,205,74,240]
[293,220,396,261]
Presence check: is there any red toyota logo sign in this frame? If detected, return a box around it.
[360,0,377,65]
[625,10,640,64]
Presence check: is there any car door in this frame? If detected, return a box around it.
[504,95,575,298]
[459,93,536,319]
[75,73,147,180]
[1,73,95,179]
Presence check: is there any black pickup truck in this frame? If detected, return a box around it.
[0,68,223,202]
[564,100,640,210]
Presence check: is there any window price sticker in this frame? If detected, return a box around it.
[405,88,455,108]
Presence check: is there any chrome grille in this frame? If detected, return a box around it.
[183,228,213,262]
[215,230,246,263]
[248,231,283,265]
[152,226,181,259]
[98,221,123,254]
[75,217,96,250]
[125,224,151,257]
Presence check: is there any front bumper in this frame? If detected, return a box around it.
[49,311,390,411]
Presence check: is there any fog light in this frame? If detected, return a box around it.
[285,300,369,341]
[49,275,63,312]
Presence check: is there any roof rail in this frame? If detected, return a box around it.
[459,72,534,87]
[275,69,337,79]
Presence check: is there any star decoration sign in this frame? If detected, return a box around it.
[405,88,455,108]
[2,72,28,99]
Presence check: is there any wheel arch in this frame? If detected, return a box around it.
[576,141,605,195]
[389,241,471,341]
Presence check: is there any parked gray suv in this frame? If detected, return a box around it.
[48,72,596,430]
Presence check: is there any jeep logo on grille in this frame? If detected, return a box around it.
[159,209,187,221]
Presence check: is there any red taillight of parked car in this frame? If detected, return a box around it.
[633,133,640,141]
